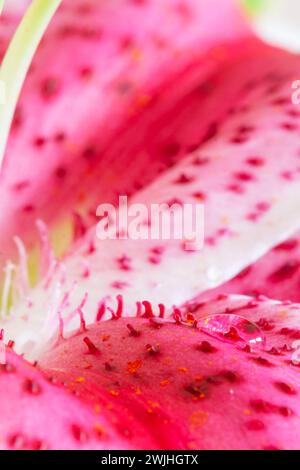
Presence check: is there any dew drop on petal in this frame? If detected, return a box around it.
[196,314,266,350]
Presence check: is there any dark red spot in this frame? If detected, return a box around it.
[0,362,15,373]
[281,122,298,132]
[82,145,97,160]
[33,136,46,148]
[274,381,297,396]
[250,399,293,417]
[23,378,42,395]
[257,318,274,331]
[30,439,48,450]
[251,357,274,368]
[174,173,193,184]
[117,255,131,272]
[22,204,35,213]
[7,433,27,450]
[55,166,67,179]
[234,172,255,182]
[162,142,181,159]
[268,260,300,283]
[192,191,206,201]
[245,420,266,431]
[13,180,29,192]
[246,157,265,167]
[71,424,89,443]
[41,77,60,99]
[227,183,245,194]
[80,67,94,80]
[197,341,217,354]
[54,132,66,143]
[274,239,299,251]
[192,156,210,166]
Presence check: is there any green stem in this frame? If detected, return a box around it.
[0,0,62,170]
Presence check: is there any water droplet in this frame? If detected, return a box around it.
[197,314,266,350]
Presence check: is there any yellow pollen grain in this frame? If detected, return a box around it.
[110,389,119,397]
[178,367,188,373]
[94,423,105,437]
[243,409,252,415]
[189,411,209,430]
[127,360,142,374]
[136,94,151,108]
[131,48,142,61]
[75,376,85,383]
[160,379,170,387]
[102,334,111,342]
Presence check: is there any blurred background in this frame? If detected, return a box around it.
[245,0,300,51]
[5,0,300,52]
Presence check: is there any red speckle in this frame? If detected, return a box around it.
[249,399,293,417]
[54,132,66,143]
[257,318,274,331]
[71,424,89,443]
[22,204,35,213]
[13,180,30,192]
[227,184,245,194]
[245,419,266,431]
[23,378,42,395]
[31,439,48,450]
[256,201,270,212]
[82,145,97,160]
[274,239,299,251]
[41,77,60,99]
[111,281,129,290]
[251,357,274,368]
[55,166,67,179]
[197,341,217,354]
[274,381,297,396]
[246,157,265,167]
[281,122,298,132]
[193,156,210,166]
[192,191,206,201]
[80,67,94,80]
[33,136,46,148]
[162,142,181,159]
[174,173,193,185]
[268,260,300,283]
[230,135,249,144]
[0,362,16,373]
[234,172,255,182]
[7,433,27,450]
[117,255,131,272]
